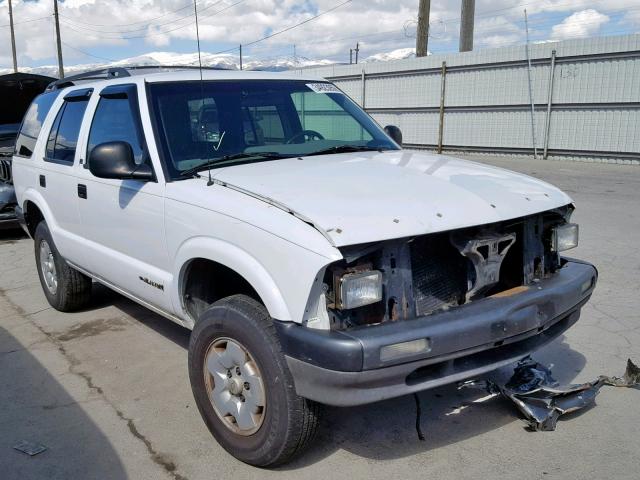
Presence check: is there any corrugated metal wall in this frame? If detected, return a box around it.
[295,34,640,165]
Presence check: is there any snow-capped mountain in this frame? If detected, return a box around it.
[362,47,418,63]
[0,48,422,77]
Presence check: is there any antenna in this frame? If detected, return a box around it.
[193,0,214,186]
[194,0,204,83]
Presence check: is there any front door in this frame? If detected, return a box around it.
[74,83,172,312]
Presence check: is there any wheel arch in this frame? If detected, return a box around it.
[175,237,292,326]
[22,190,54,237]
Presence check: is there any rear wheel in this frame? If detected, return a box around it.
[188,294,320,467]
[34,221,92,311]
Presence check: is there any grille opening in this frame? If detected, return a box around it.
[410,233,468,317]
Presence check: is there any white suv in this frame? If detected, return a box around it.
[12,67,597,466]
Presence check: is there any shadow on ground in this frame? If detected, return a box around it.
[0,227,27,243]
[0,326,127,480]
[87,283,587,469]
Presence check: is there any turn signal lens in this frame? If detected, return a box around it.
[380,338,431,362]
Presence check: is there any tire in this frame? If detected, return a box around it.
[34,221,92,312]
[188,294,320,467]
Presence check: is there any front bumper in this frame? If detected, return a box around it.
[275,259,597,406]
[0,181,17,229]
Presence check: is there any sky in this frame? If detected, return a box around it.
[1,0,639,70]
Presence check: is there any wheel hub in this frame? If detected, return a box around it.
[203,337,266,435]
[228,377,243,396]
[39,239,58,295]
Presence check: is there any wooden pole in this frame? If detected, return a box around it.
[416,0,430,57]
[53,0,64,78]
[8,0,18,72]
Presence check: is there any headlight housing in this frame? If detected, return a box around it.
[552,223,579,252]
[336,270,383,309]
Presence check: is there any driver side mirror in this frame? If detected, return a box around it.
[384,125,403,146]
[89,142,154,181]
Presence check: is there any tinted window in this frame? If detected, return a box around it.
[14,91,61,158]
[87,97,146,165]
[291,91,373,142]
[45,99,89,164]
[148,80,397,179]
[244,105,285,145]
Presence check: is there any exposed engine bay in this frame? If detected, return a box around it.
[324,206,574,330]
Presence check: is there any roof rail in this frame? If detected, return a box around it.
[46,67,131,91]
[45,65,231,91]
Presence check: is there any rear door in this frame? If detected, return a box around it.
[30,89,91,264]
[74,83,171,311]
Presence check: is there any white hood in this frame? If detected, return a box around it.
[212,150,572,247]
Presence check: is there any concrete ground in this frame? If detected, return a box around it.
[1,156,639,480]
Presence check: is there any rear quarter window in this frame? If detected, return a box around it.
[14,91,61,158]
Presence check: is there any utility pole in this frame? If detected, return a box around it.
[416,0,430,57]
[459,0,475,52]
[239,45,243,70]
[8,0,18,72]
[53,0,64,78]
[350,49,353,64]
[354,42,359,64]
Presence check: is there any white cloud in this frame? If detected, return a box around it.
[0,0,637,70]
[551,9,610,40]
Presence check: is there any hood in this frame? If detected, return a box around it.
[211,150,572,247]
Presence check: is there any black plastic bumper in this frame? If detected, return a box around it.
[275,259,597,406]
[0,181,17,229]
[13,205,29,236]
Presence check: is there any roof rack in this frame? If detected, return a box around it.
[45,65,231,91]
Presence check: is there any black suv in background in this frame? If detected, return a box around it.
[0,73,54,228]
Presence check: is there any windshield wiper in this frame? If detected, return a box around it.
[178,152,290,178]
[303,145,387,157]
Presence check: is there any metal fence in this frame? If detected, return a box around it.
[295,34,640,165]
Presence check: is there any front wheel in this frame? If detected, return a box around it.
[188,295,320,467]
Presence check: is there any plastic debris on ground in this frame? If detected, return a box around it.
[459,357,639,431]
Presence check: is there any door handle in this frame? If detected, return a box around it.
[77,184,87,199]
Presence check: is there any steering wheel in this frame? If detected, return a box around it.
[285,130,325,144]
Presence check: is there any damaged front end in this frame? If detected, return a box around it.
[277,204,596,407]
[323,205,576,331]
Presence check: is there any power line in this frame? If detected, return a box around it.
[59,0,246,40]
[61,41,117,63]
[217,0,353,53]
[59,0,225,35]
[57,0,202,28]
[0,14,50,28]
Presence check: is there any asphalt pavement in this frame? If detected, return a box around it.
[1,155,638,480]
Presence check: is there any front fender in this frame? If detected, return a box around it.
[173,236,292,324]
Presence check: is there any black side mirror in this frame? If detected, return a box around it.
[384,125,403,146]
[89,142,154,181]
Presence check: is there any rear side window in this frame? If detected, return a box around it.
[87,88,147,166]
[45,93,91,165]
[14,91,60,158]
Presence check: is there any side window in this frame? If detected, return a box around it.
[87,91,147,166]
[14,91,61,158]
[44,96,90,164]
